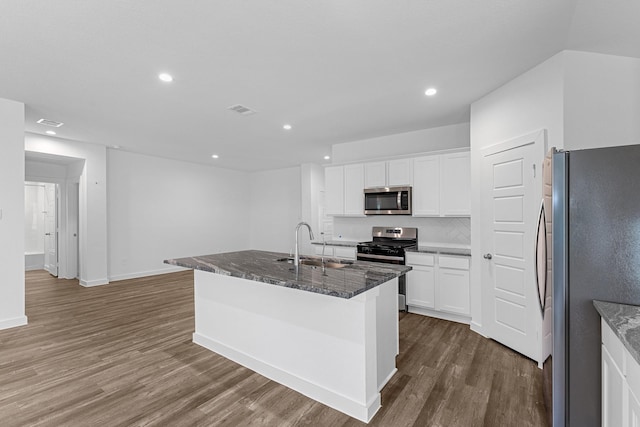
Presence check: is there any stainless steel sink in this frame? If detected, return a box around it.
[277,257,353,269]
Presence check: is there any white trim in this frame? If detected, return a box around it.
[470,321,488,338]
[79,278,109,287]
[407,305,471,325]
[193,332,380,423]
[481,129,546,157]
[108,265,188,282]
[0,316,28,330]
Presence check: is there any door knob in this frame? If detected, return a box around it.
[483,253,492,260]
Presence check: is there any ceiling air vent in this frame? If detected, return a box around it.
[37,118,64,127]
[227,104,257,116]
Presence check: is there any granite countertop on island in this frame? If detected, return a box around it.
[594,300,640,365]
[165,250,410,300]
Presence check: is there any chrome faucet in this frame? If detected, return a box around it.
[294,222,314,272]
[320,232,328,275]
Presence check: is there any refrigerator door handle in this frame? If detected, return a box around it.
[535,199,547,314]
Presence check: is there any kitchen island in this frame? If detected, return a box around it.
[165,250,410,423]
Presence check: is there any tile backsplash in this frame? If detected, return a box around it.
[331,216,470,247]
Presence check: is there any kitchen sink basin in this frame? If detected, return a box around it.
[277,257,353,269]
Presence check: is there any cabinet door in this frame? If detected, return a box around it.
[344,164,365,216]
[388,158,413,186]
[602,344,625,427]
[325,166,345,215]
[412,155,440,216]
[364,162,386,188]
[436,267,470,315]
[441,152,471,216]
[406,265,435,309]
[334,246,356,260]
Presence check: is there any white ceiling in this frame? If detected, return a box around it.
[2,1,639,171]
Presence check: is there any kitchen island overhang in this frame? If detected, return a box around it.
[165,250,411,423]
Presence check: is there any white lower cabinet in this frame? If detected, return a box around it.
[601,319,640,427]
[313,245,356,260]
[405,252,470,323]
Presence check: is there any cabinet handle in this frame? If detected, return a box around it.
[483,253,492,260]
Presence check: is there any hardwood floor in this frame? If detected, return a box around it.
[0,270,547,426]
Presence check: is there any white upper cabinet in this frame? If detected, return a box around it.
[325,166,345,216]
[364,162,386,188]
[387,158,413,186]
[325,164,365,216]
[412,155,440,216]
[440,152,471,216]
[344,164,365,216]
[364,159,413,188]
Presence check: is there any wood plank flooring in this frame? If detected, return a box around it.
[0,270,548,426]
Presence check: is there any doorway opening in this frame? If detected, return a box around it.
[24,182,59,274]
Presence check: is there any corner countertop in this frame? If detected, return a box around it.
[594,300,640,365]
[164,250,411,300]
[407,246,471,257]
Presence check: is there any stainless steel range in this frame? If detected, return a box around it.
[357,227,418,311]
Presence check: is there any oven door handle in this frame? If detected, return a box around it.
[357,253,404,262]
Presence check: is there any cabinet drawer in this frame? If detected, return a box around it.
[602,320,625,374]
[439,256,469,270]
[405,252,435,267]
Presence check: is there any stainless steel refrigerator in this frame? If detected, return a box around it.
[543,144,640,426]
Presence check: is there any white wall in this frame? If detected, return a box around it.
[564,51,640,149]
[0,97,27,330]
[249,167,303,254]
[331,123,470,164]
[469,52,565,335]
[107,149,251,281]
[25,133,108,286]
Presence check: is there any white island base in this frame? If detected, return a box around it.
[192,269,399,423]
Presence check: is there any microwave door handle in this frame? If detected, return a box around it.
[397,191,401,209]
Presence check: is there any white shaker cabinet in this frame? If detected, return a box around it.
[437,256,470,316]
[364,159,413,188]
[601,320,628,427]
[324,164,365,216]
[412,155,440,216]
[406,252,470,323]
[405,252,435,309]
[364,162,387,188]
[387,158,413,186]
[440,152,471,216]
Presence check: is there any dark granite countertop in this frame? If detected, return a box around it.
[594,300,640,365]
[407,246,471,257]
[165,250,411,299]
[310,240,360,247]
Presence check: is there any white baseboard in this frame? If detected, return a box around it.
[193,332,379,423]
[407,305,471,325]
[108,265,187,282]
[79,278,109,287]
[470,321,488,338]
[0,315,28,331]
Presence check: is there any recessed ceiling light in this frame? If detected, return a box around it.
[211,154,219,159]
[159,73,173,82]
[283,124,292,130]
[45,130,56,135]
[425,87,437,96]
[111,145,121,149]
[324,155,331,160]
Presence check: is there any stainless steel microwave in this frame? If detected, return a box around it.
[364,186,412,215]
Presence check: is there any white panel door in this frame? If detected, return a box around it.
[43,183,58,277]
[481,131,543,362]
